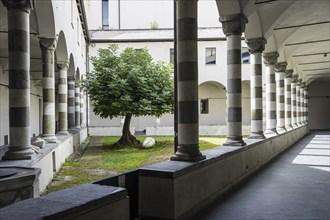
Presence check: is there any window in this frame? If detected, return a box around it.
[242,47,250,64]
[205,48,216,64]
[200,99,209,114]
[102,0,109,30]
[170,48,174,64]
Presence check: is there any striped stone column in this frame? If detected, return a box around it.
[300,82,306,125]
[284,70,293,131]
[304,86,309,124]
[170,0,205,162]
[57,61,69,135]
[75,79,81,128]
[246,38,266,139]
[80,90,84,127]
[68,76,76,130]
[263,52,279,137]
[296,79,302,126]
[220,14,247,146]
[275,62,287,133]
[40,38,57,142]
[2,0,36,159]
[291,74,298,128]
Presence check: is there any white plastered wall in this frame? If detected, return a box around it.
[89,39,251,135]
[85,0,220,30]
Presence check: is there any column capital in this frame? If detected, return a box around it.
[39,38,56,52]
[220,14,248,36]
[275,62,287,72]
[57,61,70,71]
[68,75,76,81]
[300,82,306,88]
[246,38,267,54]
[1,0,35,12]
[296,78,302,86]
[285,69,293,78]
[292,74,299,82]
[263,52,279,65]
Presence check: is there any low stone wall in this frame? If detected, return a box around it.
[0,128,88,193]
[139,125,308,219]
[0,183,129,220]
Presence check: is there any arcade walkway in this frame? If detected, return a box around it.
[193,131,330,220]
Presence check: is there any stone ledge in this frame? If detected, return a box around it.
[139,125,309,219]
[0,183,129,220]
[0,127,87,167]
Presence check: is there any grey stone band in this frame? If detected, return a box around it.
[75,80,81,128]
[68,76,76,130]
[40,38,57,142]
[263,52,278,135]
[247,38,265,139]
[57,61,69,135]
[171,0,205,162]
[3,3,35,159]
[284,70,293,130]
[223,33,245,146]
[275,62,287,132]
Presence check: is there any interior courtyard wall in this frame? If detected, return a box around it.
[85,0,220,30]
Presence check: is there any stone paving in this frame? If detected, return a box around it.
[194,131,330,220]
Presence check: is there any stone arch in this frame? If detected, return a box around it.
[68,54,75,77]
[55,31,68,64]
[76,68,81,83]
[35,0,56,38]
[198,81,227,126]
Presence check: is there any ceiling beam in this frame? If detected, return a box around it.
[299,61,330,66]
[285,39,330,47]
[303,68,330,72]
[274,21,330,30]
[293,52,330,58]
[255,0,279,5]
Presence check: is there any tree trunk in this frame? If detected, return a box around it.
[114,114,140,147]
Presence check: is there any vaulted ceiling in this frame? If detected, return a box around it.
[217,0,330,84]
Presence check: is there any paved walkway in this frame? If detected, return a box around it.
[195,131,330,220]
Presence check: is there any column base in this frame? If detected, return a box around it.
[264,129,278,137]
[248,133,266,139]
[285,125,293,131]
[2,147,35,160]
[223,136,246,146]
[57,131,70,135]
[292,124,298,129]
[276,127,287,134]
[43,135,58,143]
[75,126,81,129]
[170,148,206,162]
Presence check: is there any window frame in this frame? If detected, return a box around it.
[205,47,216,65]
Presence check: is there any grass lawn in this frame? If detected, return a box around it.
[44,136,226,194]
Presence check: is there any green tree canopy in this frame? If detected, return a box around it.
[83,45,174,146]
